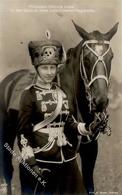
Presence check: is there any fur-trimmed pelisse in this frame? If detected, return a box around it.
[28,40,66,67]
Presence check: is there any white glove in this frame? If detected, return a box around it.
[77,123,91,136]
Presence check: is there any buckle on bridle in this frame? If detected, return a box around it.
[98,56,103,61]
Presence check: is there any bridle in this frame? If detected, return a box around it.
[79,39,112,141]
[80,39,111,111]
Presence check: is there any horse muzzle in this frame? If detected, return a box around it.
[92,97,109,112]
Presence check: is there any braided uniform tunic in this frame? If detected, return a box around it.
[18,83,78,165]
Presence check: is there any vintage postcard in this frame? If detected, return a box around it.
[0,0,121,195]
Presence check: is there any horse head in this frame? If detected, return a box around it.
[73,21,118,112]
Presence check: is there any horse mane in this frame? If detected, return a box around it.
[65,41,83,69]
[60,40,93,122]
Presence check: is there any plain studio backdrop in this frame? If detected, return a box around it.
[0,0,122,194]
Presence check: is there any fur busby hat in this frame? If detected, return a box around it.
[28,32,66,67]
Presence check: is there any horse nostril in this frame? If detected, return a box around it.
[94,96,108,111]
[93,98,96,105]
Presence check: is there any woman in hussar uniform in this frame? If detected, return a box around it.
[17,35,90,195]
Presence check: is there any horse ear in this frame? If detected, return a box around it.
[72,20,89,40]
[104,22,119,40]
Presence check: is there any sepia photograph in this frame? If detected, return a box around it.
[0,0,122,194]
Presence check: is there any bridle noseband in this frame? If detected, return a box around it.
[80,39,111,111]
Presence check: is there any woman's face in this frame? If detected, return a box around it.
[37,65,57,84]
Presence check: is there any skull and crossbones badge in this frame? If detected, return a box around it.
[43,47,56,60]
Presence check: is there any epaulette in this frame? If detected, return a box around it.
[24,84,34,90]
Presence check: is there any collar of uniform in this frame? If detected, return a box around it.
[35,77,52,90]
[35,81,56,90]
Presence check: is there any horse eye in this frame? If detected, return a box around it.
[84,57,90,63]
[34,52,39,57]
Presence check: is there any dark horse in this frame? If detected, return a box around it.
[0,22,118,194]
[60,21,118,194]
